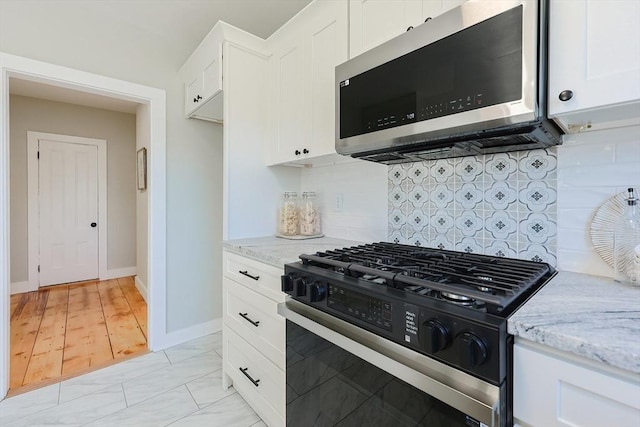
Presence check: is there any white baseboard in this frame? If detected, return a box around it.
[103,266,137,280]
[10,281,32,295]
[151,318,222,351]
[134,276,147,302]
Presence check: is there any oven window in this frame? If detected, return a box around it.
[286,321,473,426]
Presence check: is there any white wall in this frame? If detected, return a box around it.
[1,19,223,333]
[556,125,640,276]
[135,103,149,290]
[300,159,388,242]
[9,95,137,283]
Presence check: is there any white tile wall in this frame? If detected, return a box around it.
[300,159,388,242]
[557,125,640,276]
[299,124,639,277]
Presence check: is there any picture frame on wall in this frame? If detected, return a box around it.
[137,147,147,190]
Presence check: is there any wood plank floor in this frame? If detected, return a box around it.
[9,276,147,392]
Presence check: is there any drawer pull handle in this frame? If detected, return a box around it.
[239,312,260,327]
[239,367,260,387]
[239,270,260,281]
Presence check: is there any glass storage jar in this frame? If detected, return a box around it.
[279,191,299,236]
[300,191,321,236]
[614,188,640,285]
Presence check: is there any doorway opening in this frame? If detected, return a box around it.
[0,53,168,399]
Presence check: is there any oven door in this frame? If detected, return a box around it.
[279,299,502,427]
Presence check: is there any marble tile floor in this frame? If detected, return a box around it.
[0,332,266,427]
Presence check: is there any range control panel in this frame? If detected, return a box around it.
[328,284,393,331]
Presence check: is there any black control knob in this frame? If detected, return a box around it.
[457,332,488,368]
[308,282,326,302]
[423,319,451,353]
[558,90,573,101]
[294,150,301,155]
[295,277,307,297]
[303,148,309,154]
[281,274,296,293]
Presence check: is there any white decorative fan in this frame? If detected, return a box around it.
[590,189,637,267]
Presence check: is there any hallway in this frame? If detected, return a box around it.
[9,277,147,394]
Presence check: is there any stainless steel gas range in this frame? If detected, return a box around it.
[278,242,555,427]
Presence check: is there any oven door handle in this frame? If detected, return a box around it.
[278,299,502,427]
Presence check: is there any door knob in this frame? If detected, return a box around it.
[90,222,97,228]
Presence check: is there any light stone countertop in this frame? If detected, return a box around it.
[508,270,640,375]
[222,235,365,269]
[223,237,640,375]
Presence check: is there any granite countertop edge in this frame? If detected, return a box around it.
[222,235,366,268]
[508,270,640,375]
[223,237,640,376]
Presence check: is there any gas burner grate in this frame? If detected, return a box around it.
[301,242,554,314]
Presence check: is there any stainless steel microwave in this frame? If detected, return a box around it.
[335,0,563,164]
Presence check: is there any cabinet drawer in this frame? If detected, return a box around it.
[224,278,285,369]
[223,251,285,301]
[514,342,640,427]
[224,326,284,427]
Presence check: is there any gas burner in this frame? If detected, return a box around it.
[440,291,487,310]
[441,291,475,305]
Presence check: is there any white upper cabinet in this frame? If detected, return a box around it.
[349,0,465,59]
[548,0,640,133]
[179,23,224,122]
[266,0,348,166]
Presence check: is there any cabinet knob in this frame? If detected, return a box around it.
[406,26,414,31]
[303,148,309,154]
[295,150,301,155]
[193,94,202,103]
[558,90,573,102]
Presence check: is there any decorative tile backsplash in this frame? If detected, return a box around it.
[388,148,558,266]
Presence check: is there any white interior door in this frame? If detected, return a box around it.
[39,139,99,286]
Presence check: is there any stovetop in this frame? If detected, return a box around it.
[282,242,556,385]
[299,242,555,317]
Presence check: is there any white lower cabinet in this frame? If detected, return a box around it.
[514,340,640,427]
[222,251,285,427]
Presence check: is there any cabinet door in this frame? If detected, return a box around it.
[350,0,423,58]
[201,46,223,103]
[422,0,465,21]
[184,75,202,116]
[269,40,308,164]
[266,0,348,165]
[514,342,640,427]
[548,1,640,119]
[309,0,348,159]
